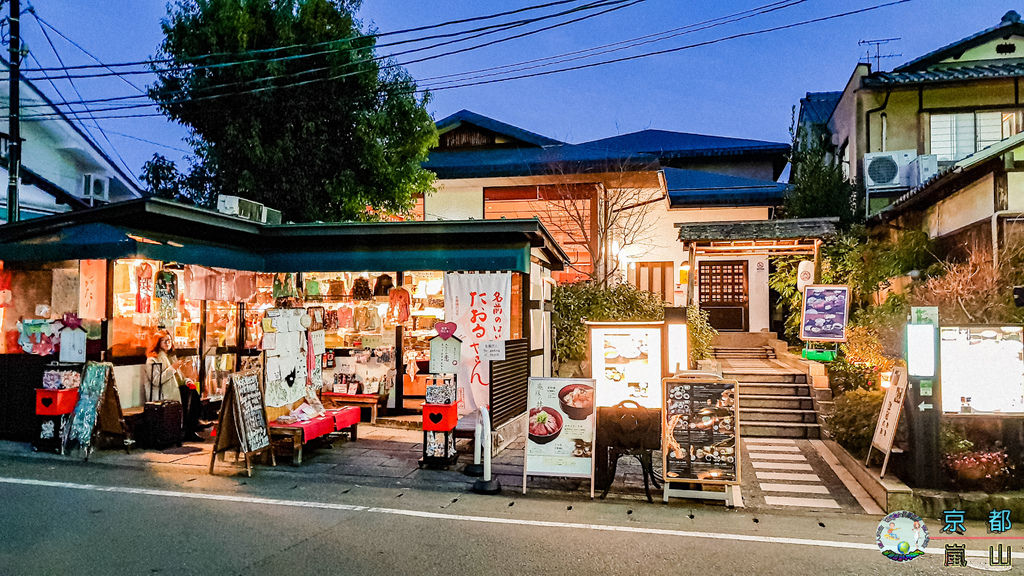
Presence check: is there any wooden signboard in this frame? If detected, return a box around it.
[662,374,743,507]
[867,367,908,478]
[62,362,129,461]
[210,370,275,477]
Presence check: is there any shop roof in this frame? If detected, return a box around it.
[0,198,569,273]
[675,217,839,242]
[663,168,789,208]
[423,143,660,180]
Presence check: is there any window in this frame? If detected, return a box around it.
[930,110,1024,161]
[628,261,674,303]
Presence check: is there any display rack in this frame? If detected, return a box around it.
[419,375,458,469]
[33,362,83,453]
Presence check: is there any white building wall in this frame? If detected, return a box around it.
[423,184,483,220]
[925,173,994,237]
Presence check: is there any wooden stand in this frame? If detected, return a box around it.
[663,484,743,507]
[419,428,458,469]
[210,371,275,477]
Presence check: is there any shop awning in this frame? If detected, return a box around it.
[0,198,567,273]
[675,217,839,256]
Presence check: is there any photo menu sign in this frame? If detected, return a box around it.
[663,376,740,485]
[523,378,596,494]
[588,323,663,409]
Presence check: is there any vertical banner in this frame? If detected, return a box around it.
[443,272,511,413]
[78,260,107,320]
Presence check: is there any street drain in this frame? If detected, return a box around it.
[508,502,515,507]
[627,509,633,515]
[687,514,694,519]
[818,522,826,528]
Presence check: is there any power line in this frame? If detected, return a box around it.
[21,0,913,121]
[19,0,595,72]
[103,129,189,153]
[18,0,630,82]
[22,0,643,113]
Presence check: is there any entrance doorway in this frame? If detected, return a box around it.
[698,260,748,332]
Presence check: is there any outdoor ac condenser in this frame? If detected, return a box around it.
[216,195,265,222]
[905,154,939,187]
[863,149,917,189]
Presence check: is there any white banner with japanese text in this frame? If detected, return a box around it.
[443,272,511,414]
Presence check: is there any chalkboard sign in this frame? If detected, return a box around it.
[210,370,274,476]
[662,376,740,485]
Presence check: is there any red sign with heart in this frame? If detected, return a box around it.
[435,322,458,340]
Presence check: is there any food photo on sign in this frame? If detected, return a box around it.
[524,378,597,485]
[799,285,850,342]
[664,377,739,484]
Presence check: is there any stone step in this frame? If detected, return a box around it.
[737,382,811,396]
[739,394,814,410]
[741,421,821,439]
[739,407,818,423]
[724,372,806,383]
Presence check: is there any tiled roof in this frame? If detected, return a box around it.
[894,10,1024,72]
[424,144,659,180]
[864,61,1024,87]
[434,109,564,147]
[581,129,789,159]
[663,168,789,208]
[798,91,842,125]
[675,217,838,242]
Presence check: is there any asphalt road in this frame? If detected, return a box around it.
[0,456,1007,576]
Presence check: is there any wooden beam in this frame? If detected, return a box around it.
[686,243,696,306]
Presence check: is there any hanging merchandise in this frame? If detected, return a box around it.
[154,270,178,326]
[373,274,394,297]
[234,271,257,301]
[351,277,372,301]
[305,277,321,299]
[0,269,11,308]
[18,319,55,355]
[78,260,106,320]
[209,269,236,301]
[387,287,411,323]
[353,303,381,332]
[135,262,154,314]
[272,273,298,299]
[326,275,348,297]
[337,305,354,330]
[184,266,212,301]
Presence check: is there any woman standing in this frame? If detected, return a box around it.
[147,332,203,441]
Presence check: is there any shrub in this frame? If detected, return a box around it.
[552,282,665,363]
[826,387,885,459]
[940,421,974,457]
[944,450,1012,493]
[687,304,718,362]
[826,358,877,396]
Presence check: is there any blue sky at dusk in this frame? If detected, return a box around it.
[22,1,1020,182]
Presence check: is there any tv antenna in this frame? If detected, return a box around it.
[859,37,902,71]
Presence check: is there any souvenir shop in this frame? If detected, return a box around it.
[0,198,565,445]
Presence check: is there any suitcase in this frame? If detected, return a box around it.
[142,363,183,449]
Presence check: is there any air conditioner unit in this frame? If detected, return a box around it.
[905,154,939,187]
[263,207,282,225]
[863,149,916,189]
[216,195,264,222]
[81,174,109,203]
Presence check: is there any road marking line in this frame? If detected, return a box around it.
[0,475,985,557]
[759,483,830,494]
[808,439,884,515]
[748,452,807,461]
[755,471,822,482]
[740,445,800,452]
[743,438,797,445]
[764,496,841,509]
[751,461,814,471]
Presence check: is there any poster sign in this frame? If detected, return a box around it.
[799,285,850,342]
[210,370,273,476]
[523,377,596,494]
[429,335,462,374]
[663,376,740,485]
[443,272,511,412]
[588,322,663,409]
[78,260,106,321]
[479,340,505,361]
[940,326,1024,413]
[867,367,908,477]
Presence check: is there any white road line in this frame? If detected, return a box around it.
[759,483,830,494]
[751,461,814,471]
[764,496,841,509]
[808,439,885,516]
[755,471,822,482]
[743,438,797,445]
[748,452,807,461]
[741,445,800,452]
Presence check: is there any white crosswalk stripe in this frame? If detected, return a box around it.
[751,461,813,471]
[743,444,800,452]
[748,452,807,461]
[747,440,849,512]
[758,483,830,494]
[764,496,841,509]
[743,438,796,444]
[754,471,820,482]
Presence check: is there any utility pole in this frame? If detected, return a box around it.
[7,0,20,223]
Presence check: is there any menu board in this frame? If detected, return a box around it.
[869,367,908,476]
[940,326,1024,413]
[799,285,850,342]
[429,336,461,374]
[523,378,596,490]
[663,376,740,485]
[589,324,663,409]
[232,371,270,453]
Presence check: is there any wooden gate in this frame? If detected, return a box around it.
[698,260,748,332]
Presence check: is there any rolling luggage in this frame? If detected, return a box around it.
[142,363,183,448]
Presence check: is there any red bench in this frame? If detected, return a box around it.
[268,406,359,465]
[321,392,383,424]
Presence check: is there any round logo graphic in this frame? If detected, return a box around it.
[876,511,929,562]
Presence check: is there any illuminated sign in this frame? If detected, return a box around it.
[589,323,663,409]
[906,324,936,378]
[940,326,1024,413]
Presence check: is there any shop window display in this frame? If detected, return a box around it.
[111,260,200,358]
[0,261,93,355]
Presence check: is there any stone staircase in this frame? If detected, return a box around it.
[715,347,821,439]
[712,345,776,360]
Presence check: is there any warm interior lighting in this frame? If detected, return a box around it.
[880,371,893,389]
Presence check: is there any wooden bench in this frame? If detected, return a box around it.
[267,406,359,465]
[321,392,384,424]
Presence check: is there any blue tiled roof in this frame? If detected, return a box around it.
[894,11,1024,72]
[798,91,842,125]
[580,129,790,159]
[424,144,659,180]
[864,61,1024,87]
[663,168,789,208]
[435,109,564,148]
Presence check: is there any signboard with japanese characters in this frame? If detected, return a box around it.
[479,340,506,361]
[429,335,462,374]
[523,377,596,495]
[867,367,908,477]
[443,272,511,413]
[662,376,740,485]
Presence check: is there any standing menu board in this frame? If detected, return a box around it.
[588,322,663,409]
[663,376,740,485]
[523,378,596,495]
[799,285,850,342]
[867,367,908,477]
[210,370,274,476]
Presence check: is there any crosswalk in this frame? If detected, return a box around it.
[744,437,842,510]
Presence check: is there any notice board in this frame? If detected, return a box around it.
[662,376,740,485]
[867,367,908,477]
[210,370,273,476]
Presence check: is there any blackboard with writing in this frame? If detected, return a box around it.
[210,370,274,476]
[663,377,740,485]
